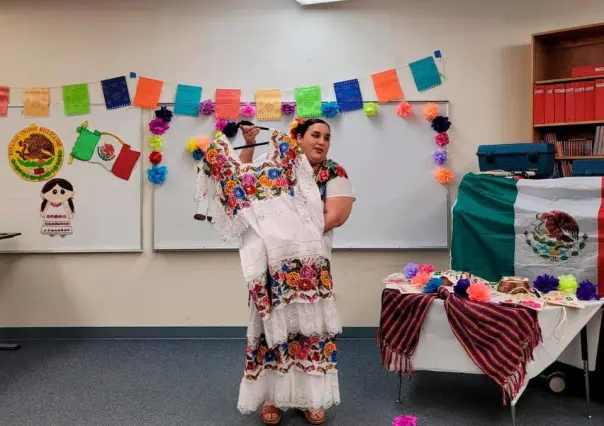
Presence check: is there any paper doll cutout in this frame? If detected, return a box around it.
[40,178,75,238]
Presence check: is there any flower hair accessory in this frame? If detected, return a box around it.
[289,118,306,138]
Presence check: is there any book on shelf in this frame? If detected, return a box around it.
[554,160,573,178]
[543,126,604,156]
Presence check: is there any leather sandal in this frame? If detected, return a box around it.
[261,403,282,425]
[303,408,325,425]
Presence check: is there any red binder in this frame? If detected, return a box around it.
[565,83,575,122]
[554,84,566,123]
[596,79,604,120]
[533,85,545,124]
[585,81,596,121]
[575,82,586,122]
[544,85,555,123]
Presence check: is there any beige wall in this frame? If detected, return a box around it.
[0,0,602,327]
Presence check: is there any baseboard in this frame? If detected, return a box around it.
[0,326,378,340]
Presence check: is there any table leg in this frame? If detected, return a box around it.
[0,343,20,350]
[510,403,516,426]
[580,327,591,419]
[396,375,403,403]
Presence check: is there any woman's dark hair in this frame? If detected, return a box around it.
[40,178,75,213]
[293,118,330,138]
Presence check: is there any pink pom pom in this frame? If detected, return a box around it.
[467,282,491,303]
[393,415,417,426]
[215,119,228,131]
[396,101,413,118]
[411,271,431,287]
[423,103,440,120]
[435,133,449,147]
[149,118,170,135]
[419,264,435,274]
[239,102,256,118]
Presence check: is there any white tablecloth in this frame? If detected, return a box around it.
[384,284,603,403]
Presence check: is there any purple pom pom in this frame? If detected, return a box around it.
[200,99,215,115]
[154,106,173,123]
[577,280,600,301]
[434,150,447,165]
[431,115,451,133]
[454,278,470,297]
[393,415,417,426]
[403,262,419,279]
[149,118,170,135]
[282,102,296,115]
[533,274,559,294]
[222,121,239,138]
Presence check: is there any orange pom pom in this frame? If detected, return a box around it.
[467,282,492,303]
[196,135,210,151]
[396,101,413,118]
[433,167,454,185]
[411,271,431,287]
[423,103,440,120]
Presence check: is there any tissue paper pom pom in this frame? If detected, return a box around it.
[239,102,256,118]
[149,118,170,135]
[423,277,442,293]
[434,150,447,165]
[215,119,228,131]
[467,282,491,302]
[533,274,559,294]
[186,139,199,153]
[147,165,167,185]
[419,264,435,274]
[423,103,440,120]
[433,167,454,184]
[282,102,296,115]
[192,149,204,161]
[393,415,417,426]
[155,106,173,123]
[148,135,163,151]
[196,135,211,151]
[223,121,239,138]
[454,278,471,297]
[411,271,431,286]
[200,99,215,115]
[403,262,419,279]
[148,151,162,165]
[431,116,451,133]
[435,133,450,147]
[364,102,379,117]
[558,274,579,294]
[321,102,340,118]
[577,280,600,301]
[396,101,413,118]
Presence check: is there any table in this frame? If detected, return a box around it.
[383,284,603,425]
[0,233,21,350]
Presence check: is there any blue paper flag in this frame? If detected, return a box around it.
[174,84,202,117]
[334,79,363,112]
[101,76,131,109]
[434,50,442,59]
[409,57,442,92]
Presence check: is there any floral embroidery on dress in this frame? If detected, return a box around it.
[244,333,338,380]
[313,159,349,201]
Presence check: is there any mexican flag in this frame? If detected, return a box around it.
[452,173,603,296]
[69,122,140,181]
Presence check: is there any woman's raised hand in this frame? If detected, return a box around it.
[241,125,260,146]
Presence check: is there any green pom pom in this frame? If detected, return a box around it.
[558,274,578,294]
[148,135,163,151]
[364,102,379,117]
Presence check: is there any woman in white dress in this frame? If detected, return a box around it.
[40,178,75,237]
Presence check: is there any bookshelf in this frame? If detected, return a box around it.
[531,22,604,177]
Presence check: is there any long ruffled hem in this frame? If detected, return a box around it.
[237,370,340,414]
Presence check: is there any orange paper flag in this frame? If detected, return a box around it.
[24,87,50,117]
[133,77,163,109]
[215,89,241,119]
[371,69,404,103]
[256,89,281,121]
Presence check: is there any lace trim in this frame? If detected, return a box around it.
[242,242,329,279]
[209,182,248,244]
[193,164,206,202]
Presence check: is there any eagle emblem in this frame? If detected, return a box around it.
[525,210,587,262]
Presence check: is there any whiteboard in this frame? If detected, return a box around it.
[153,101,450,250]
[0,105,143,253]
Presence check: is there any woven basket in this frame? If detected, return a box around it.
[497,276,530,294]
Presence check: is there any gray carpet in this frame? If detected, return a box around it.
[0,339,601,425]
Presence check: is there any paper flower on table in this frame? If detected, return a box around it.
[321,102,340,118]
[215,119,228,131]
[435,133,450,147]
[149,118,170,135]
[196,135,210,151]
[411,271,431,287]
[577,280,600,301]
[403,262,419,279]
[396,101,413,118]
[431,116,451,133]
[155,106,173,122]
[363,102,379,117]
[434,150,447,165]
[533,274,559,294]
[223,121,239,138]
[192,149,204,161]
[148,135,163,151]
[467,282,491,302]
[423,277,442,294]
[433,167,454,184]
[147,164,167,185]
[454,278,470,297]
[393,415,417,426]
[239,102,256,118]
[558,274,579,294]
[419,264,435,274]
[423,103,439,120]
[200,99,215,115]
[282,102,296,115]
[148,151,162,165]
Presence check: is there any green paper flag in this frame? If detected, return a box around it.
[295,86,322,118]
[63,84,90,116]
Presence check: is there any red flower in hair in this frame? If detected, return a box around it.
[289,118,306,139]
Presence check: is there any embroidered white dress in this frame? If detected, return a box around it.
[41,203,73,237]
[199,130,342,414]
